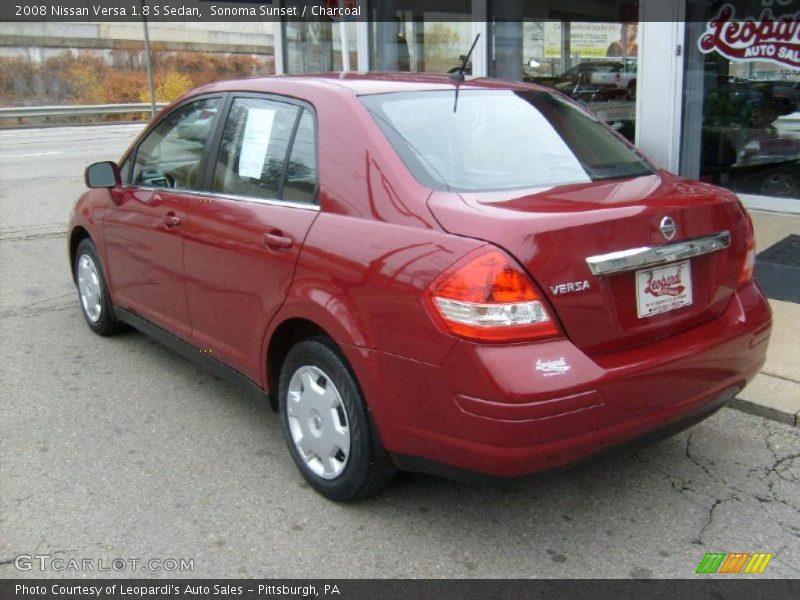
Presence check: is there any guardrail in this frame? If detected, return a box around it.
[0,103,168,122]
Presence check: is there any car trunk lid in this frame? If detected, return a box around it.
[427,174,749,355]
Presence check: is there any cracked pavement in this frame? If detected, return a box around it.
[1,126,799,579]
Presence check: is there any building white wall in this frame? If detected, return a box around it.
[635,1,686,173]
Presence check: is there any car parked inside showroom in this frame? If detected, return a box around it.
[68,73,771,501]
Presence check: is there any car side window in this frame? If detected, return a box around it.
[282,109,318,204]
[131,97,220,190]
[212,97,300,201]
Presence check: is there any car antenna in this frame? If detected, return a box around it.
[450,33,480,112]
[450,33,480,83]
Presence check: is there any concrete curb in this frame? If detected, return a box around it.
[728,372,800,427]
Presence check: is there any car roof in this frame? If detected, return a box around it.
[192,72,547,98]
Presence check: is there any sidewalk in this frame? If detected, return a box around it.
[729,210,800,426]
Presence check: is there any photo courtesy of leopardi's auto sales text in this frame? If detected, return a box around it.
[0,0,798,598]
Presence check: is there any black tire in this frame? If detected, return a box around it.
[74,238,126,336]
[278,337,395,501]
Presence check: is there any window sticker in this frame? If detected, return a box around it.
[238,108,276,179]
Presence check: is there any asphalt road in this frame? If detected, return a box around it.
[1,125,799,579]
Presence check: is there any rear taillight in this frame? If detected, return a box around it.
[424,248,560,343]
[739,204,756,286]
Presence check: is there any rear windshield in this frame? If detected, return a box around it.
[360,89,653,192]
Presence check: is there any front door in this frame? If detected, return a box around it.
[183,96,320,380]
[103,97,222,340]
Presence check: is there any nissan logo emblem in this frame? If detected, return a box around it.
[659,216,677,241]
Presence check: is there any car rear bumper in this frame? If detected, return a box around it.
[345,281,772,478]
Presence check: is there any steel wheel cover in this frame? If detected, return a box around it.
[286,365,351,480]
[77,253,102,323]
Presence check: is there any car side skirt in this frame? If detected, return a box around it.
[113,307,273,409]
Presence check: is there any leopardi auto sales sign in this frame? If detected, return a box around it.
[698,3,800,70]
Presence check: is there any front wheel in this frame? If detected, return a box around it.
[74,238,126,336]
[278,338,395,501]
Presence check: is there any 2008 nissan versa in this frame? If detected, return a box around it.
[68,73,771,501]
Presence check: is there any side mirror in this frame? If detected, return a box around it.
[85,161,120,188]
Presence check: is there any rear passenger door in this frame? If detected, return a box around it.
[183,95,319,380]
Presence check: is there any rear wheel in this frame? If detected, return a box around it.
[74,238,126,336]
[278,337,395,501]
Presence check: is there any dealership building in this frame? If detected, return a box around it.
[1,0,798,212]
[274,0,800,214]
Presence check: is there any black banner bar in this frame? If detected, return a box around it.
[1,579,799,600]
[4,1,368,23]
[3,0,798,23]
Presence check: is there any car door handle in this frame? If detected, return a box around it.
[163,213,182,228]
[263,231,293,250]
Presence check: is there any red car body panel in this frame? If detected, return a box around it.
[68,73,772,479]
[182,196,319,379]
[103,187,193,339]
[349,281,769,476]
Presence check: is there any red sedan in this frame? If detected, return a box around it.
[68,74,771,501]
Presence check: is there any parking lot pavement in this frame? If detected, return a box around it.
[1,126,799,579]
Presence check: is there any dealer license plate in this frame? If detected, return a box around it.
[636,260,693,319]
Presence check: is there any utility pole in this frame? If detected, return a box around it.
[141,0,157,119]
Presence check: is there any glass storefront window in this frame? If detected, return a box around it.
[681,1,800,201]
[489,3,640,144]
[369,1,472,72]
[359,2,643,152]
[283,1,357,73]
